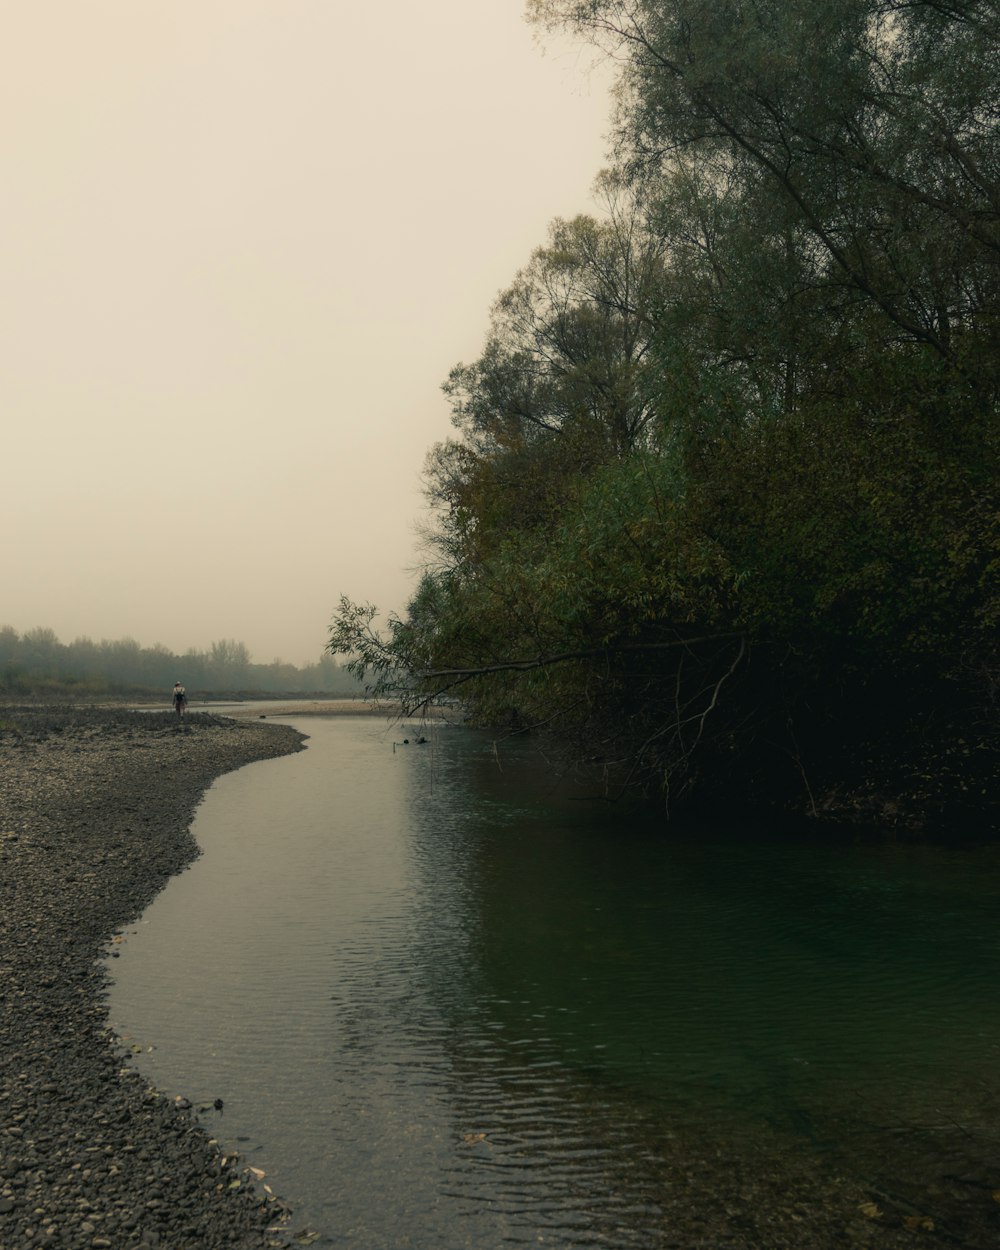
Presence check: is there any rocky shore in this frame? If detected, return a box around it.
[0,707,306,1250]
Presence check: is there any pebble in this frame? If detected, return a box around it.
[0,708,305,1250]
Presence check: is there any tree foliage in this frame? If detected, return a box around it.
[331,0,1000,830]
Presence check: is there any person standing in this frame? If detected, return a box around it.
[172,681,188,717]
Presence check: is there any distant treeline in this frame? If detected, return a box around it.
[0,625,364,699]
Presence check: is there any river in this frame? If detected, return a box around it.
[109,714,1000,1247]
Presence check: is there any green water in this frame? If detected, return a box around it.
[110,717,1000,1248]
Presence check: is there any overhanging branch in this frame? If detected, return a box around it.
[418,633,744,681]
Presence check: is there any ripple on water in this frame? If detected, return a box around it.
[110,717,1000,1248]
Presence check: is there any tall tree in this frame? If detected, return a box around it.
[331,1,1000,827]
[531,2,1000,397]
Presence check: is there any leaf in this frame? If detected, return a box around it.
[247,1167,266,1180]
[858,1201,883,1220]
[903,1215,935,1232]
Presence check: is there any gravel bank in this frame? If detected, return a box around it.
[0,708,306,1250]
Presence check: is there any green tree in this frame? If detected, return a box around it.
[426,184,669,573]
[530,1,1000,365]
[332,0,1000,828]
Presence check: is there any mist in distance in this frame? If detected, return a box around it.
[2,1,610,667]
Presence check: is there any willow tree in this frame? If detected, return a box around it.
[520,0,1000,811]
[331,187,755,804]
[529,0,1000,359]
[331,1,1000,826]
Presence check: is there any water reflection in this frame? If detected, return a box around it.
[110,716,1000,1248]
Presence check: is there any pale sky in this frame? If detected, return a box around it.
[1,1,611,667]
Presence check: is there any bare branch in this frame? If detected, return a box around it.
[418,633,744,680]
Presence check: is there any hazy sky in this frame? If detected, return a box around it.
[2,1,611,667]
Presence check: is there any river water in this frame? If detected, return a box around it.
[109,715,1000,1247]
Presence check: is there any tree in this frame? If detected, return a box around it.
[0,626,19,668]
[21,627,62,676]
[530,1,1000,367]
[428,185,668,563]
[208,639,252,687]
[331,1,1000,827]
[522,0,1000,804]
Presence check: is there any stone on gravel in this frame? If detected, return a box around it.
[0,708,305,1250]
